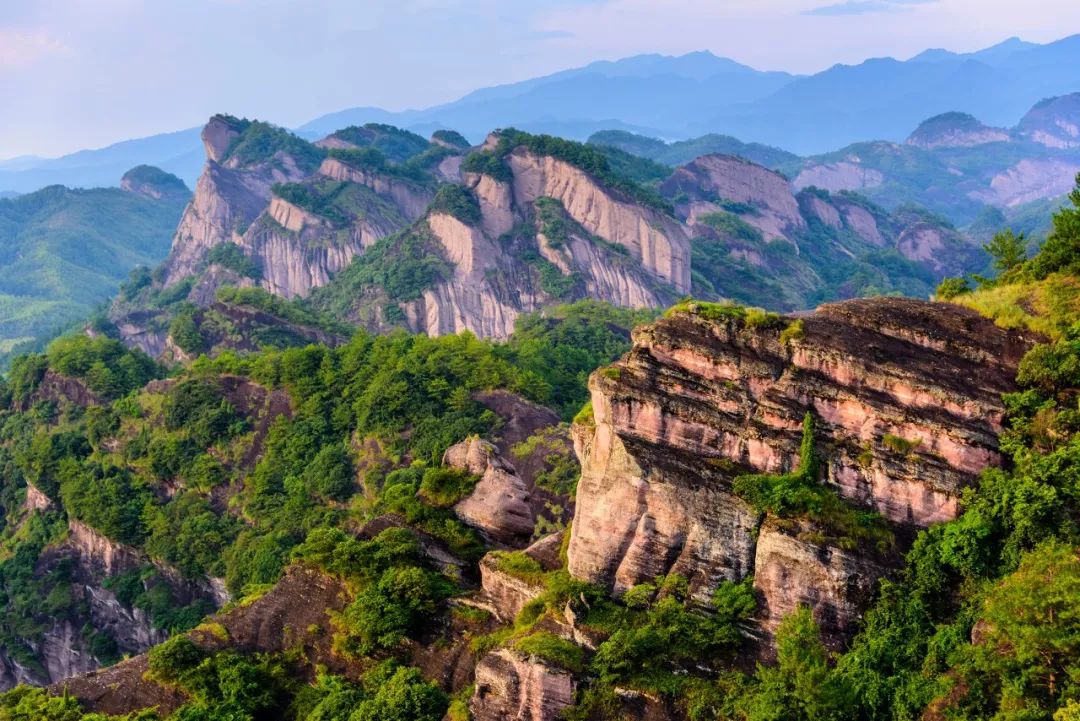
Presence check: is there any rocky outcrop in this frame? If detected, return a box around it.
[20,370,101,410]
[318,157,433,221]
[506,149,692,293]
[970,158,1080,208]
[470,649,576,721]
[444,436,535,545]
[663,154,806,242]
[479,533,564,623]
[120,166,190,203]
[793,160,885,194]
[753,519,890,650]
[567,298,1031,628]
[905,112,1010,150]
[1016,93,1080,149]
[160,118,307,288]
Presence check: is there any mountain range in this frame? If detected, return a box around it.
[4,34,1080,195]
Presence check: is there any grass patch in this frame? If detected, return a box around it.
[514,631,585,672]
[491,551,545,585]
[949,273,1080,340]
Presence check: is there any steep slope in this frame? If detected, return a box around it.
[307,130,691,339]
[0,171,188,364]
[660,154,986,307]
[568,298,1031,643]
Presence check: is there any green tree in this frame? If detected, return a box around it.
[984,228,1028,274]
[743,607,849,721]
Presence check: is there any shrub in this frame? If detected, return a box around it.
[417,466,477,508]
[514,632,585,672]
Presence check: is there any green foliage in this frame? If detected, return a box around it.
[589,576,756,692]
[740,607,850,721]
[205,243,260,280]
[1032,173,1080,279]
[431,129,471,150]
[45,335,160,399]
[428,184,481,225]
[699,211,765,244]
[734,414,893,551]
[463,129,674,214]
[222,120,325,172]
[417,466,477,508]
[515,631,585,672]
[330,123,432,164]
[779,318,805,345]
[511,426,579,496]
[308,223,451,307]
[505,300,656,419]
[935,275,972,299]
[168,310,204,355]
[491,550,545,584]
[984,227,1028,275]
[0,183,184,366]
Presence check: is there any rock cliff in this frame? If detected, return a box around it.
[567,297,1031,638]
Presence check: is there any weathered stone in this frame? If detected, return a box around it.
[470,649,576,721]
[567,297,1031,633]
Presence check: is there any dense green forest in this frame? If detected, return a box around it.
[2,172,1080,720]
[0,182,188,365]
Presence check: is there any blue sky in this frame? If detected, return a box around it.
[1,0,1078,158]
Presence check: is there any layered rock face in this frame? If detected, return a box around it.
[160,116,308,288]
[0,513,223,691]
[567,298,1030,637]
[470,649,576,721]
[507,150,692,293]
[319,157,434,221]
[390,160,684,339]
[663,154,806,242]
[444,436,536,546]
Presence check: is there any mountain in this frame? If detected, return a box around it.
[300,35,1080,154]
[789,94,1080,225]
[299,51,797,141]
[588,129,800,170]
[109,115,985,363]
[0,128,203,194]
[0,168,189,363]
[4,187,1080,718]
[7,34,1080,199]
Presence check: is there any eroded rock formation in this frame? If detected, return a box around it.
[567,297,1031,637]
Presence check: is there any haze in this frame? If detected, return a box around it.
[2,0,1080,159]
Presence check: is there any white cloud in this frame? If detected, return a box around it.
[0,28,72,69]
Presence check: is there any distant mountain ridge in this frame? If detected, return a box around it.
[6,33,1080,195]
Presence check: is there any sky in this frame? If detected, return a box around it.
[2,0,1080,159]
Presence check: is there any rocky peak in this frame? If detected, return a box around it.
[567,297,1032,640]
[905,112,1010,149]
[1016,93,1080,149]
[201,114,247,163]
